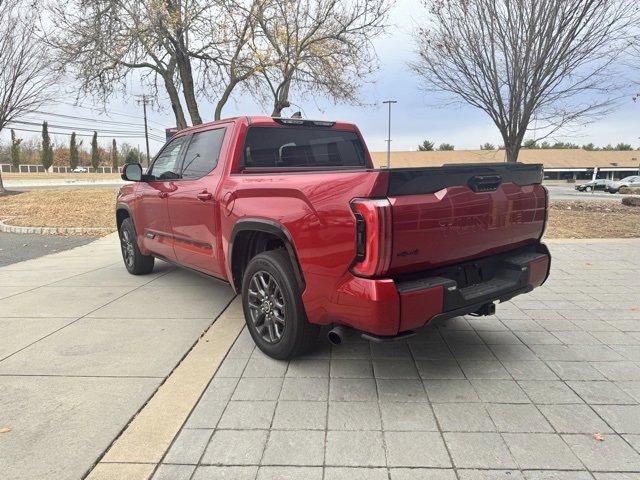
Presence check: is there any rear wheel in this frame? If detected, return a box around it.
[119,218,154,275]
[241,249,318,359]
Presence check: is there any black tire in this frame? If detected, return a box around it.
[585,186,592,192]
[119,217,154,275]
[241,249,318,359]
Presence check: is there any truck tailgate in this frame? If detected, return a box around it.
[386,164,546,275]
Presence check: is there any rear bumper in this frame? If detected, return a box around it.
[329,243,551,337]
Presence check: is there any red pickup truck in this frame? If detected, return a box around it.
[116,116,550,359]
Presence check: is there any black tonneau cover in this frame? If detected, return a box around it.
[386,163,543,196]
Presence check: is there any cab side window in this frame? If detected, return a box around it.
[180,128,226,180]
[148,137,186,180]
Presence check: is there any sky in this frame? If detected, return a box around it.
[2,0,638,156]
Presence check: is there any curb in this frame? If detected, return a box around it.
[545,237,640,243]
[0,219,113,236]
[86,298,245,480]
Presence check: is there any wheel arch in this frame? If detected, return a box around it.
[115,203,134,231]
[229,219,305,293]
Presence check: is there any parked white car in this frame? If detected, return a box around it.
[72,167,88,173]
[605,175,640,194]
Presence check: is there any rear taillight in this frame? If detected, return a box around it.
[350,198,392,277]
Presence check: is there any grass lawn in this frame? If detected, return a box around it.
[1,188,639,239]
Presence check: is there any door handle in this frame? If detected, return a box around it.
[158,192,168,198]
[197,192,213,202]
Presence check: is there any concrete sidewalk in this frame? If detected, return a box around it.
[0,233,235,480]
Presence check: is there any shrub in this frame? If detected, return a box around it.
[41,122,54,171]
[622,196,640,207]
[69,133,79,169]
[417,140,434,151]
[10,129,21,169]
[619,186,640,195]
[111,139,119,169]
[90,132,99,170]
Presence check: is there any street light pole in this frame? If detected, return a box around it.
[382,100,397,168]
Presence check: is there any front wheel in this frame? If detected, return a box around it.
[241,249,319,359]
[119,218,154,275]
[585,186,592,192]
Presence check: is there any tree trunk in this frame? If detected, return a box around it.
[214,79,237,121]
[175,48,202,125]
[162,73,188,129]
[271,79,291,117]
[505,143,520,163]
[0,171,6,194]
[164,0,202,126]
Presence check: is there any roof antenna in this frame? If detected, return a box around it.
[291,111,302,119]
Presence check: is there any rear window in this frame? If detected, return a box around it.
[241,127,366,169]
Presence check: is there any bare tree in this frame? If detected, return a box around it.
[0,0,56,193]
[50,0,389,126]
[253,0,390,117]
[411,0,635,162]
[50,0,218,129]
[51,0,270,125]
[195,0,264,120]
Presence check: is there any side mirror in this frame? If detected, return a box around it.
[122,163,143,182]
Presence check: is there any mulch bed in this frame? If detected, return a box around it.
[546,200,640,238]
[0,188,117,234]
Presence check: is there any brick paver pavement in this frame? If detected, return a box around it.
[155,240,640,479]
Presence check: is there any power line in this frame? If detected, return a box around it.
[28,110,165,133]
[9,119,152,136]
[56,100,171,128]
[7,126,165,142]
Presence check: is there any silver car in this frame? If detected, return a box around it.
[606,175,640,194]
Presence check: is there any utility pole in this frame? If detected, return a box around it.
[382,100,397,168]
[135,94,152,167]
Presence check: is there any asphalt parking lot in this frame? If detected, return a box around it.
[0,231,95,266]
[545,184,620,201]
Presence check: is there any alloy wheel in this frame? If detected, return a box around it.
[120,229,135,268]
[247,271,286,344]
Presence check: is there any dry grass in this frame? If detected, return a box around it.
[1,189,639,239]
[0,188,117,233]
[546,200,640,239]
[2,172,121,181]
